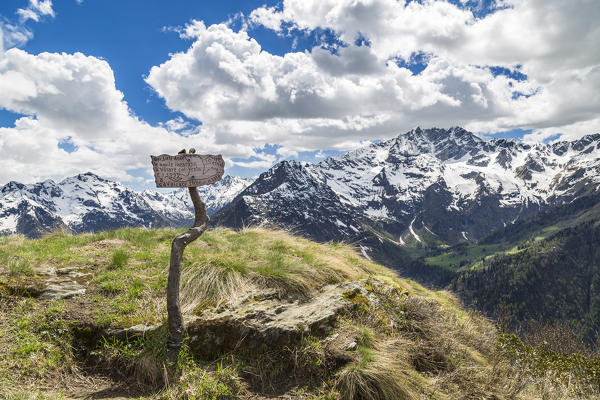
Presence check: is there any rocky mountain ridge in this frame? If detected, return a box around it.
[0,173,252,238]
[213,127,600,260]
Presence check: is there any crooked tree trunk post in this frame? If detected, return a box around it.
[149,149,225,378]
[166,185,209,365]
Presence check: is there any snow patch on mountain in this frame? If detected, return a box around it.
[409,217,422,243]
[0,173,252,237]
[213,127,600,250]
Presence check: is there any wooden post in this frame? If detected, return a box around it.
[150,149,224,382]
[166,185,210,367]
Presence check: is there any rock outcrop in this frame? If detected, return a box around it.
[185,279,401,358]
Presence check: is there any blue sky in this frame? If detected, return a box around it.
[0,0,377,131]
[1,1,284,126]
[0,0,365,182]
[0,0,598,188]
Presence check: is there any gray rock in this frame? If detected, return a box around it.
[38,281,86,300]
[323,333,339,343]
[345,341,358,351]
[187,281,371,359]
[105,323,162,341]
[57,267,78,275]
[56,267,92,281]
[36,267,56,276]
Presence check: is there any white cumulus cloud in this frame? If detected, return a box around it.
[0,48,270,184]
[17,0,55,23]
[146,0,599,152]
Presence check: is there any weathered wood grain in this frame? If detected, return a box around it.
[151,154,224,188]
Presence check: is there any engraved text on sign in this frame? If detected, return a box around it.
[151,154,225,188]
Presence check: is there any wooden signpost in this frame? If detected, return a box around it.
[151,153,225,188]
[150,149,225,378]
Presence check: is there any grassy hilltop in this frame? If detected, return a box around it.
[0,227,599,399]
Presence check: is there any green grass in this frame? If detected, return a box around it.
[425,243,505,269]
[424,252,467,268]
[424,233,563,272]
[0,227,390,329]
[3,256,34,276]
[95,270,127,294]
[424,223,570,273]
[163,360,241,400]
[1,226,599,399]
[0,298,74,388]
[357,327,375,348]
[356,345,375,368]
[109,248,130,268]
[533,224,561,241]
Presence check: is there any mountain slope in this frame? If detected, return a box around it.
[402,190,600,345]
[1,227,597,399]
[0,173,251,238]
[213,161,370,241]
[213,127,600,262]
[453,219,600,344]
[423,192,600,274]
[141,175,253,218]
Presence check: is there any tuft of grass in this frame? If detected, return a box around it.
[98,326,168,387]
[95,271,126,295]
[357,327,375,349]
[356,345,375,368]
[7,257,34,276]
[109,248,129,268]
[163,359,242,400]
[336,341,416,400]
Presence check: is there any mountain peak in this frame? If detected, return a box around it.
[1,181,25,194]
[79,171,106,181]
[394,126,482,147]
[0,172,252,237]
[214,126,600,253]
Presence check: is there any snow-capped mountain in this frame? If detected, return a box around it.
[213,127,600,258]
[142,175,253,218]
[0,173,251,238]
